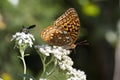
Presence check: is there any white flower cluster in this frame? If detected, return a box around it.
[58,56,73,70]
[35,45,70,60]
[11,32,35,47]
[67,67,86,80]
[35,45,86,80]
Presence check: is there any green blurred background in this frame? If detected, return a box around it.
[0,0,119,80]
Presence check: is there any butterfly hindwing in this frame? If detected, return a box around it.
[41,26,73,46]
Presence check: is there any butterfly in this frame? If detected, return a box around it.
[40,8,80,49]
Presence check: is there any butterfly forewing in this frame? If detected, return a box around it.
[40,8,80,49]
[54,8,80,43]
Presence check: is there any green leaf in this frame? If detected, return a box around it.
[47,66,67,80]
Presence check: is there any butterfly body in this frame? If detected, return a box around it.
[40,8,80,49]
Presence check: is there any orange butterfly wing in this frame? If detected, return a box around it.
[40,8,80,49]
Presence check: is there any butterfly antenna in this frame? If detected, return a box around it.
[76,40,89,46]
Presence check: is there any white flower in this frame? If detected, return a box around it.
[11,32,35,48]
[35,44,87,80]
[35,45,52,56]
[35,45,70,59]
[67,68,86,80]
[52,46,71,60]
[58,56,73,70]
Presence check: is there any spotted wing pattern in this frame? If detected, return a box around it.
[40,8,80,49]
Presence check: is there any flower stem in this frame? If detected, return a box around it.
[46,55,54,66]
[22,57,26,80]
[20,47,26,80]
[47,59,57,78]
[40,55,46,77]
